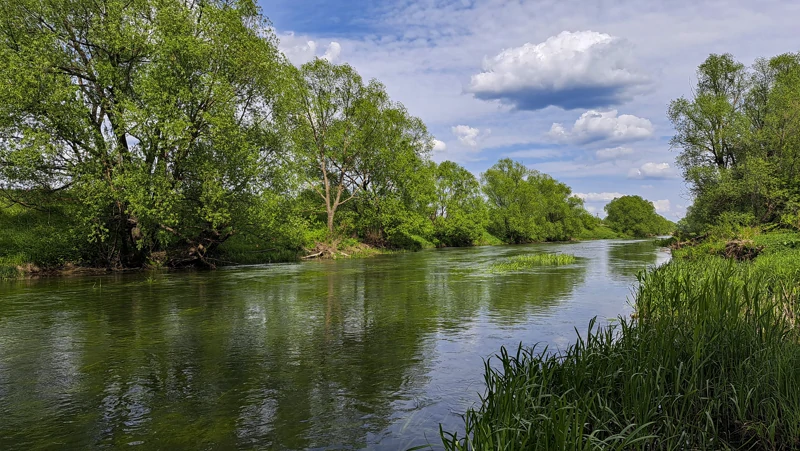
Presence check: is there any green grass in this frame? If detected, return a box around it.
[443,244,800,450]
[0,202,86,279]
[490,253,577,272]
[576,225,622,240]
[475,231,504,246]
[213,234,301,265]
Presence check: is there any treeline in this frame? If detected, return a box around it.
[0,0,671,269]
[670,52,800,235]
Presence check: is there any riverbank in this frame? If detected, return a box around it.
[441,231,800,449]
[0,199,644,280]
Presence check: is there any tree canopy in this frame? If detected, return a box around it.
[669,52,800,233]
[0,0,675,270]
[0,0,288,267]
[604,196,674,238]
[482,159,587,243]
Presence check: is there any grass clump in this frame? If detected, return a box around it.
[443,255,800,450]
[490,253,577,272]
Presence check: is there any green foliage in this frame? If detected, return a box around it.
[432,161,488,247]
[443,255,800,450]
[482,159,587,244]
[604,195,674,237]
[282,58,434,242]
[0,0,289,267]
[670,52,800,232]
[0,201,88,278]
[490,253,577,272]
[475,231,504,246]
[576,224,621,240]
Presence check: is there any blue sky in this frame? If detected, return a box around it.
[260,0,800,219]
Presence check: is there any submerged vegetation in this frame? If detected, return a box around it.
[443,241,800,450]
[490,253,577,272]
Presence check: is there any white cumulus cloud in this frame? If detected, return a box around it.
[574,192,626,202]
[596,146,635,160]
[652,199,671,214]
[452,125,481,147]
[467,31,650,110]
[549,110,653,144]
[628,162,677,179]
[321,42,342,63]
[432,139,447,152]
[278,33,343,65]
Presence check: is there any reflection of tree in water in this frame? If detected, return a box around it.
[484,265,587,324]
[607,240,659,281]
[0,247,593,450]
[421,248,587,329]
[0,259,442,450]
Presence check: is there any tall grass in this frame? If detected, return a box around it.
[443,255,800,450]
[490,253,577,272]
[0,203,86,279]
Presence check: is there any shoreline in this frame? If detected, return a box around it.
[1,236,664,281]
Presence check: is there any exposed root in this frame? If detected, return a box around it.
[302,239,375,260]
[721,240,764,261]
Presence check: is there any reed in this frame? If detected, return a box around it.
[443,253,800,450]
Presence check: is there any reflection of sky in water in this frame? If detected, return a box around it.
[0,240,669,450]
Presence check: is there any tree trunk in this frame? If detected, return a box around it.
[327,207,335,235]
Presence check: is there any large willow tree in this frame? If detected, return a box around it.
[0,0,288,267]
[282,59,433,242]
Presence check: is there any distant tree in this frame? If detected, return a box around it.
[431,161,487,246]
[604,196,673,237]
[482,158,585,243]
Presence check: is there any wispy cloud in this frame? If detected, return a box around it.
[628,162,677,179]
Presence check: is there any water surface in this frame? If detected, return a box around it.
[0,240,669,450]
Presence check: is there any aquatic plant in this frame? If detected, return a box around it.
[490,253,577,272]
[443,255,800,450]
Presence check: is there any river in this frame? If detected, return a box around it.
[0,239,669,450]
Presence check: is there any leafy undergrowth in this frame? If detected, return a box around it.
[671,230,800,262]
[576,225,623,240]
[490,253,577,273]
[442,251,800,450]
[474,231,504,246]
[0,203,87,280]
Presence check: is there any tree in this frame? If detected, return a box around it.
[482,159,541,243]
[604,196,673,237]
[283,59,433,240]
[668,54,750,193]
[0,0,287,267]
[481,158,586,243]
[669,52,800,232]
[431,161,487,246]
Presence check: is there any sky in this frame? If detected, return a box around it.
[260,0,800,219]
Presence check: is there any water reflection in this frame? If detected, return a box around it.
[607,239,662,281]
[0,240,668,450]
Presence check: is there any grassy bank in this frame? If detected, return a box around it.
[443,233,800,450]
[0,203,87,279]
